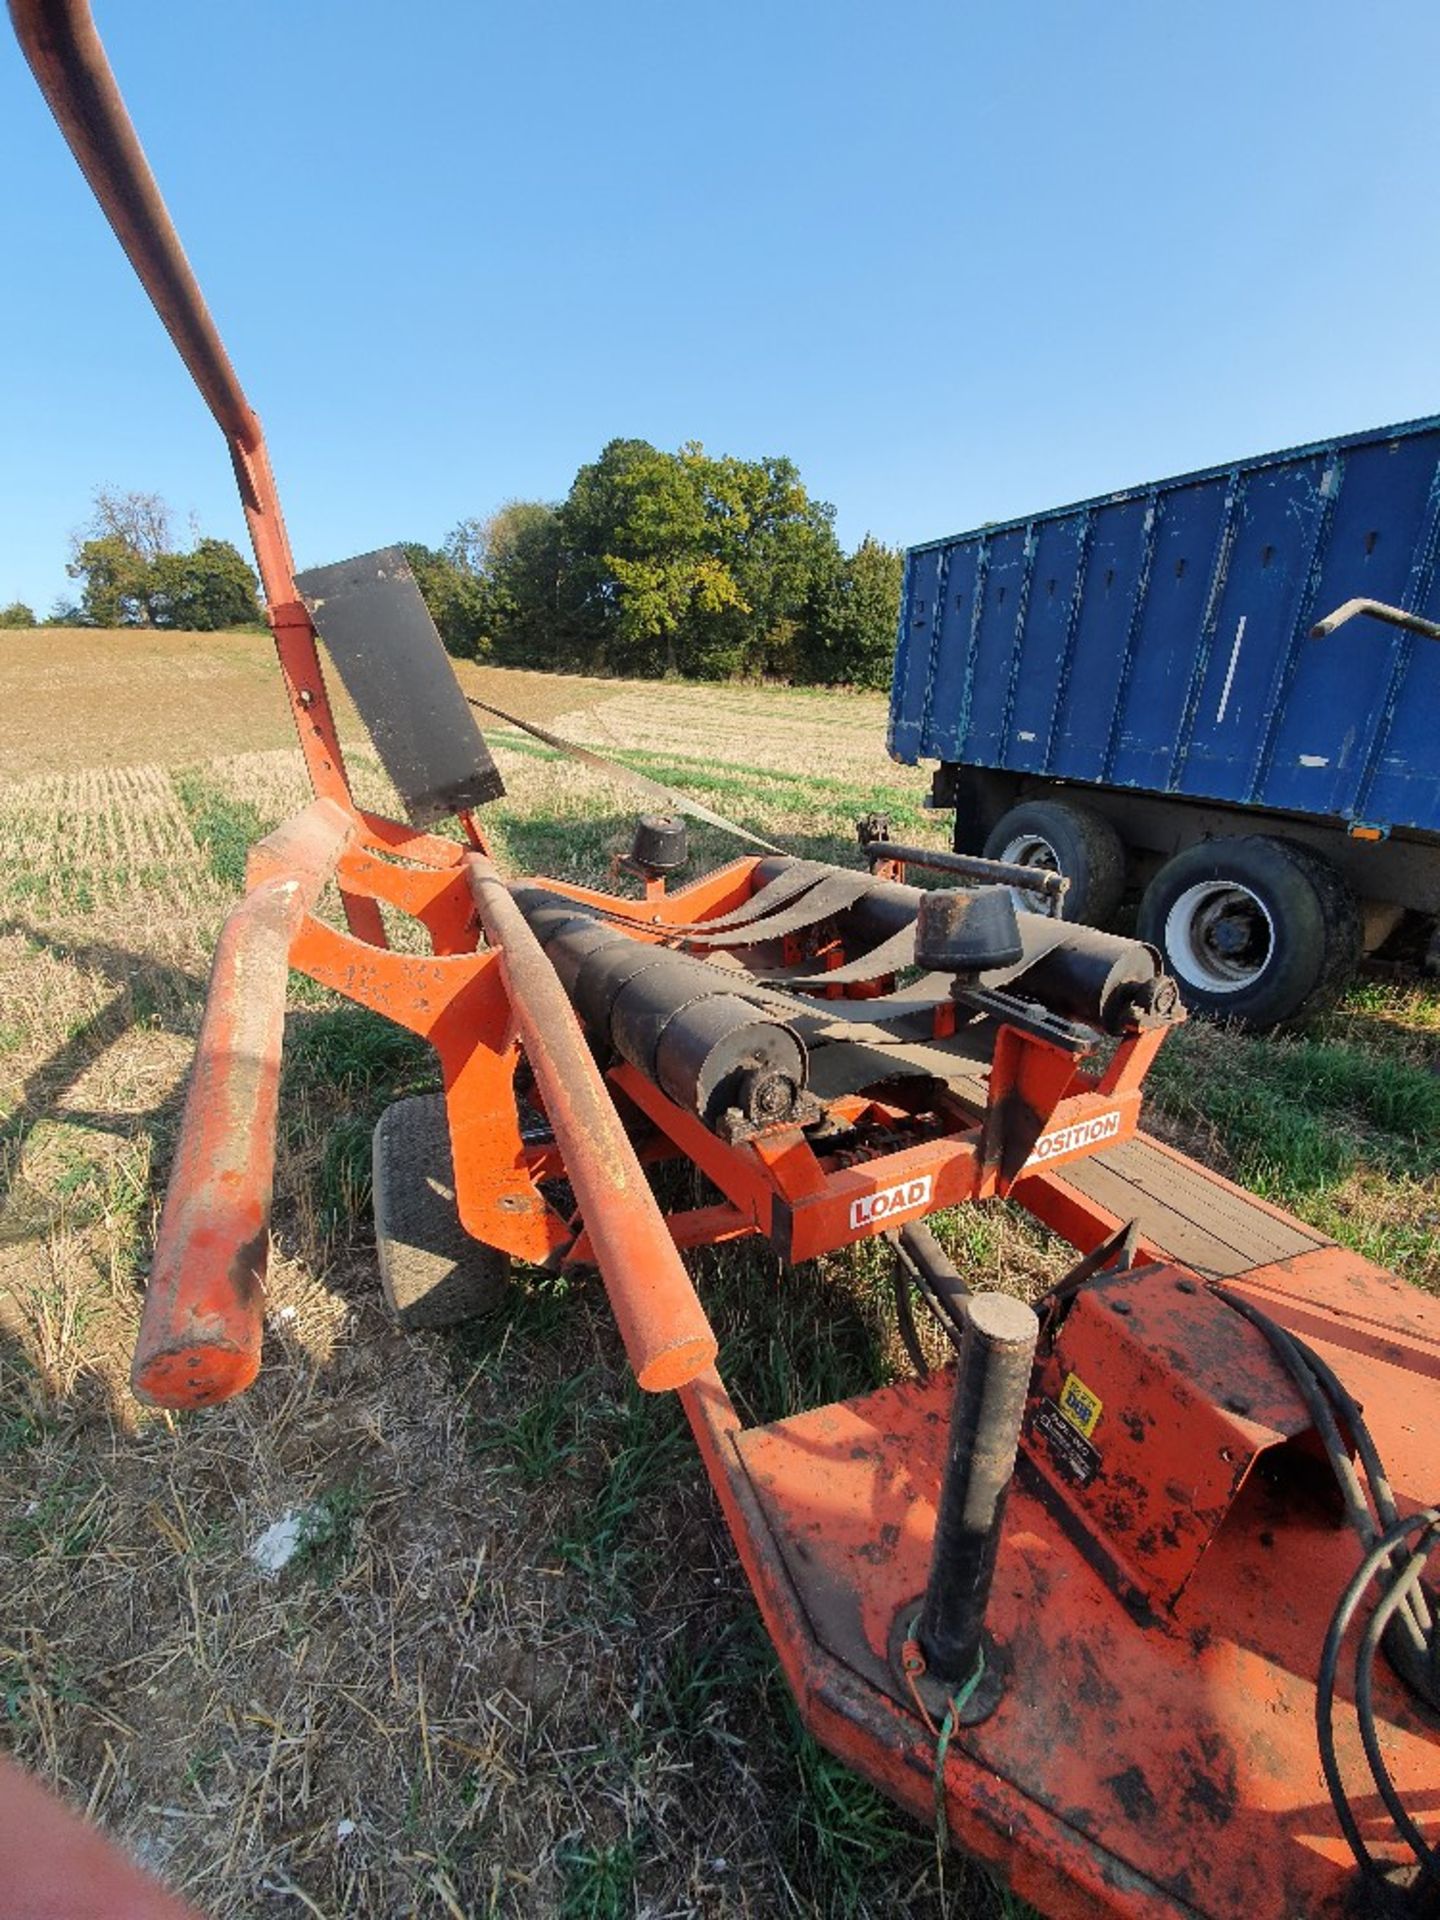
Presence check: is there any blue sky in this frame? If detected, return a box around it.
[3,1,1437,618]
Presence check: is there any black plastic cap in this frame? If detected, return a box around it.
[630,812,689,875]
[915,888,1024,975]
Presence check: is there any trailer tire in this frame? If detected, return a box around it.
[372,1094,511,1330]
[1137,836,1360,1030]
[981,799,1126,926]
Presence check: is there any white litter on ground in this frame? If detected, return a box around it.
[249,1510,305,1575]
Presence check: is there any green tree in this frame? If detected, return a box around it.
[804,535,903,688]
[65,488,260,630]
[0,601,36,629]
[150,538,262,630]
[553,439,840,680]
[402,542,483,658]
[68,531,158,626]
[482,502,568,667]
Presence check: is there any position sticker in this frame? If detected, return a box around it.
[1058,1370,1103,1439]
[1022,1109,1121,1168]
[1033,1399,1102,1488]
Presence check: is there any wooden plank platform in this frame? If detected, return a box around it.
[1055,1132,1330,1279]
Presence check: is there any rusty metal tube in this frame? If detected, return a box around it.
[10,0,257,450]
[916,1293,1038,1702]
[863,841,1068,902]
[132,802,353,1409]
[132,877,304,1408]
[10,0,365,822]
[466,855,718,1392]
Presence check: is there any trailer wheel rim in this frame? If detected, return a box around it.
[1164,881,1275,994]
[996,833,1063,919]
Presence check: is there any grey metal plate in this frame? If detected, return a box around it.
[297,545,504,825]
[1050,1136,1329,1279]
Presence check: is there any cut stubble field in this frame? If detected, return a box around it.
[1,629,1436,1919]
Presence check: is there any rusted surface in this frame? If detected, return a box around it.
[466,854,717,1391]
[685,1371,1195,1919]
[131,876,305,1407]
[730,1260,1440,1916]
[1022,1266,1313,1609]
[11,0,354,811]
[133,804,357,1407]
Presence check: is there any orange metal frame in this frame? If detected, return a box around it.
[18,6,1438,1915]
[130,805,1168,1405]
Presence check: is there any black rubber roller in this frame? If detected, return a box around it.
[571,939,677,1036]
[544,919,621,1001]
[609,958,714,1081]
[656,993,807,1130]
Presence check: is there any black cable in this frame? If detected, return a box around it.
[1034,1216,1140,1347]
[1213,1288,1430,1657]
[1212,1285,1438,1891]
[1316,1509,1440,1890]
[889,1224,969,1357]
[1357,1530,1440,1883]
[892,1259,933,1380]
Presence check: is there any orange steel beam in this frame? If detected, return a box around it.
[132,802,357,1407]
[465,853,719,1392]
[10,0,350,806]
[10,0,391,947]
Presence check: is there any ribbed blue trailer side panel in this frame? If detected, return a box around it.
[888,417,1440,837]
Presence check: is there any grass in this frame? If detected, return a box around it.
[173,772,273,889]
[0,643,1434,1917]
[1146,1014,1440,1287]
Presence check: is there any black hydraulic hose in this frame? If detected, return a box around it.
[891,1222,970,1354]
[1316,1509,1440,1887]
[1356,1535,1440,1882]
[1216,1288,1430,1654]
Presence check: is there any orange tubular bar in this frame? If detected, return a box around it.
[8,0,362,825]
[132,804,355,1408]
[466,855,718,1392]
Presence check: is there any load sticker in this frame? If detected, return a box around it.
[849,1174,933,1231]
[1022,1108,1121,1168]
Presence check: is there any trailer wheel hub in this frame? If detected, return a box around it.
[1165,881,1275,991]
[996,832,1063,918]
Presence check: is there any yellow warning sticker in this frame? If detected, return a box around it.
[1059,1371,1103,1440]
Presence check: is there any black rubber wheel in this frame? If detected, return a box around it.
[1136,835,1360,1030]
[372,1094,512,1330]
[980,798,1126,926]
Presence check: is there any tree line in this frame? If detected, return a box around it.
[4,487,264,633]
[403,439,902,687]
[8,442,904,688]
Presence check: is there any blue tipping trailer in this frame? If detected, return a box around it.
[888,416,1440,1027]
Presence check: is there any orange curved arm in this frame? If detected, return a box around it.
[9,0,352,810]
